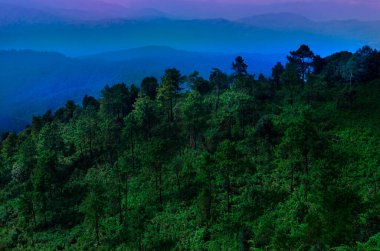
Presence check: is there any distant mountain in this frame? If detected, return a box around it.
[0,3,63,25]
[237,13,380,49]
[87,46,196,61]
[0,47,284,133]
[47,5,169,21]
[0,17,362,56]
[237,13,315,31]
[0,1,170,24]
[1,11,379,133]
[140,0,380,21]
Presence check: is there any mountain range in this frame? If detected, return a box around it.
[0,1,171,24]
[0,5,378,56]
[1,0,380,21]
[1,2,380,133]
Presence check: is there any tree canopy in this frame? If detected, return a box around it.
[0,45,379,250]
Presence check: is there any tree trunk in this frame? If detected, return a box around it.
[130,131,135,171]
[175,165,181,192]
[118,182,123,224]
[124,172,129,229]
[227,190,231,214]
[290,165,294,194]
[215,88,220,116]
[169,98,173,122]
[159,170,163,206]
[43,196,47,227]
[31,200,37,228]
[226,173,231,214]
[95,214,100,247]
[303,151,309,202]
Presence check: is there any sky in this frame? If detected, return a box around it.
[1,0,380,20]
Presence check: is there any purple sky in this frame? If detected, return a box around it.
[1,0,380,20]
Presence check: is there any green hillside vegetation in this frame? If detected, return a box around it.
[0,45,379,250]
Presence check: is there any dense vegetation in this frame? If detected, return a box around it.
[1,45,380,250]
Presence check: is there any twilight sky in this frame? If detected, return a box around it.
[1,0,380,20]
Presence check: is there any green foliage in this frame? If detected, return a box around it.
[1,45,379,250]
[141,76,159,100]
[157,68,185,122]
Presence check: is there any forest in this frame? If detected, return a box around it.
[0,45,379,250]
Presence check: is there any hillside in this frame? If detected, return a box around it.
[0,45,379,250]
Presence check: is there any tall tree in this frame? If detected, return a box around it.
[141,77,159,100]
[70,107,100,157]
[82,95,100,111]
[287,44,315,83]
[214,140,240,213]
[187,71,211,95]
[128,94,158,140]
[181,91,207,149]
[272,62,285,89]
[232,56,248,77]
[312,55,325,75]
[81,167,109,247]
[209,68,229,115]
[100,83,130,119]
[157,68,184,122]
[64,100,77,122]
[281,62,303,104]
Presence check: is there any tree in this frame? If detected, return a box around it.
[100,83,130,119]
[157,68,184,122]
[312,55,325,75]
[341,56,357,88]
[64,100,77,122]
[141,77,159,100]
[181,91,207,149]
[232,56,248,77]
[82,95,100,111]
[128,94,158,140]
[322,51,353,85]
[32,123,61,226]
[275,105,323,201]
[129,84,140,106]
[31,162,50,227]
[281,62,303,104]
[218,90,253,138]
[99,112,119,164]
[13,137,38,241]
[272,62,285,89]
[81,167,109,247]
[287,44,315,83]
[215,140,239,213]
[140,139,167,206]
[0,133,18,170]
[114,151,137,226]
[187,71,211,95]
[69,107,100,157]
[231,56,256,94]
[209,68,229,115]
[195,153,214,225]
[366,49,380,80]
[353,46,378,82]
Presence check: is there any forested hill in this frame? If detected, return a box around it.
[1,45,380,250]
[0,48,282,133]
